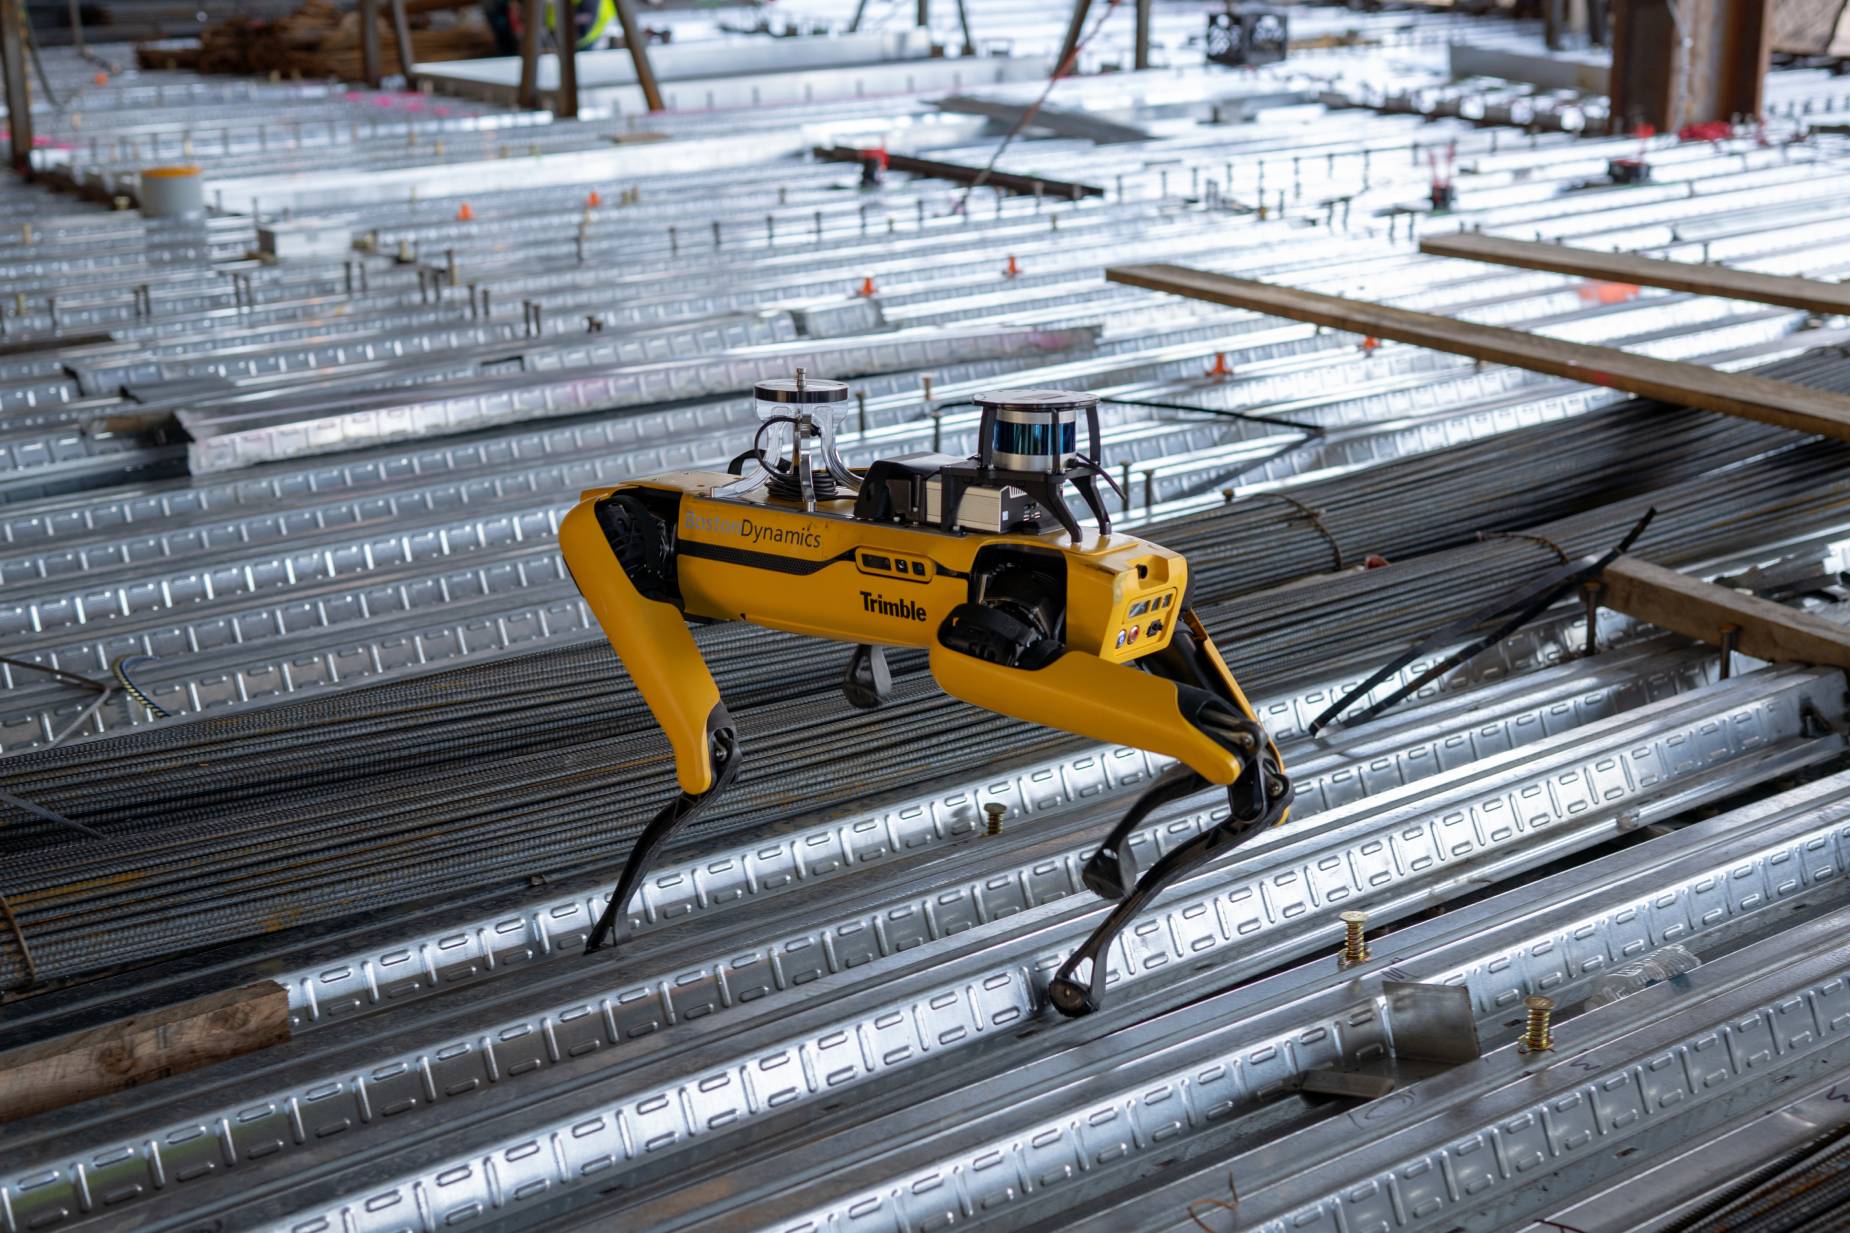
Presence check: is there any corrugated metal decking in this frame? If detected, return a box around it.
[5,10,1850,1233]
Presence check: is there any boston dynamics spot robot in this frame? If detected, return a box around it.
[560,372,1293,1015]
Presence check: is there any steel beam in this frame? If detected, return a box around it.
[1610,0,1771,132]
[1,0,31,176]
[554,11,578,118]
[359,0,382,88]
[516,0,541,109]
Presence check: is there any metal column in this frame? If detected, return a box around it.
[1,0,30,177]
[359,0,382,88]
[612,0,664,113]
[554,16,578,118]
[1609,0,1770,132]
[517,0,541,110]
[388,0,418,89]
[1133,0,1151,69]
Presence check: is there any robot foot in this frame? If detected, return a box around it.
[842,644,893,710]
[585,730,740,954]
[1050,762,1292,1018]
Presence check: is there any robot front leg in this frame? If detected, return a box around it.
[1082,607,1288,901]
[559,495,741,953]
[930,605,1291,1018]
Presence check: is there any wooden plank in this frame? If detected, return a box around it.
[1601,555,1850,669]
[1420,232,1850,317]
[1105,263,1850,443]
[0,981,289,1123]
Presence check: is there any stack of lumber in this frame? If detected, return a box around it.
[136,0,495,80]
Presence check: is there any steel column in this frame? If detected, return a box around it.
[1134,0,1151,68]
[359,0,382,88]
[0,0,29,176]
[1610,0,1770,132]
[611,0,664,113]
[517,0,541,109]
[554,13,578,118]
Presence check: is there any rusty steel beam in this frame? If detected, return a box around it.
[1,0,30,176]
[555,8,578,118]
[517,0,541,109]
[359,0,382,87]
[1610,0,1770,132]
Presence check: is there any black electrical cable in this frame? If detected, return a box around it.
[953,0,1123,213]
[1100,396,1326,435]
[746,413,842,502]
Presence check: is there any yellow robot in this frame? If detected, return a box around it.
[560,373,1292,1015]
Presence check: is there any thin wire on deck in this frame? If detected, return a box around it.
[954,0,1123,213]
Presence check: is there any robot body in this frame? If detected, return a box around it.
[560,378,1292,1015]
